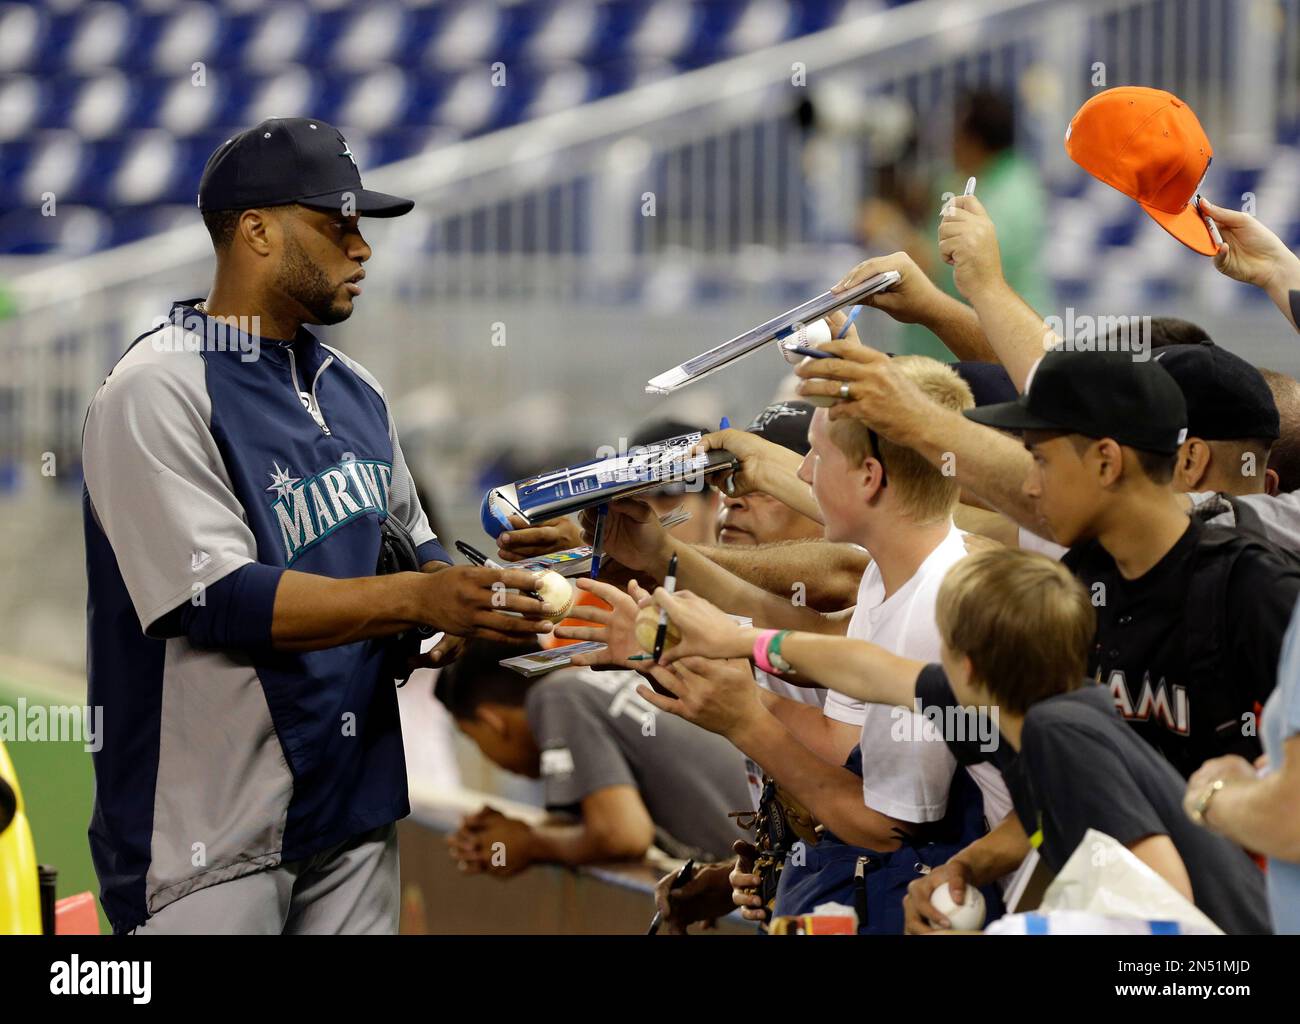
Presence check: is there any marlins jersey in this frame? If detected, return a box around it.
[1063,518,1300,777]
[82,300,449,932]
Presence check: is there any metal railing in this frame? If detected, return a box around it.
[1,0,1295,502]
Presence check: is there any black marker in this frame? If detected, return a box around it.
[647,858,695,935]
[455,539,505,570]
[652,552,678,662]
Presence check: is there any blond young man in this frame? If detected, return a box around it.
[565,356,1010,927]
[637,547,1271,936]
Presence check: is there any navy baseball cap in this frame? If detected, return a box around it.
[965,349,1188,454]
[198,117,414,217]
[1153,343,1280,441]
[950,361,1018,408]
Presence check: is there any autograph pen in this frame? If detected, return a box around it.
[652,552,679,662]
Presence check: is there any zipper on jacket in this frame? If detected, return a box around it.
[285,347,333,435]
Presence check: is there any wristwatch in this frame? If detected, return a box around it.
[1191,778,1225,825]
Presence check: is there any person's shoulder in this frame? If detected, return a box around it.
[902,526,967,595]
[1023,687,1120,748]
[321,344,387,404]
[90,325,209,418]
[1197,519,1300,578]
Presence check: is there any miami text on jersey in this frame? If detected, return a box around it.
[1107,670,1190,735]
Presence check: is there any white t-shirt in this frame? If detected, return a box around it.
[845,524,1011,826]
[746,670,827,810]
[1017,526,1068,561]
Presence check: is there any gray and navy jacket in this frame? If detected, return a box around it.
[82,300,449,933]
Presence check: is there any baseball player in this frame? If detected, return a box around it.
[82,118,554,934]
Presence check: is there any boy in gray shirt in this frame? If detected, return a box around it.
[437,642,750,875]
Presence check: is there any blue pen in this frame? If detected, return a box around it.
[786,343,833,360]
[837,305,863,339]
[719,416,730,430]
[589,503,609,579]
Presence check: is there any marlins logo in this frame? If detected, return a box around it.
[267,458,393,563]
[747,402,806,433]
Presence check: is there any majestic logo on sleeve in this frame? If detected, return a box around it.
[267,459,393,563]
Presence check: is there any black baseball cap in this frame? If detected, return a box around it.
[198,117,414,217]
[964,349,1188,454]
[746,400,815,455]
[1153,343,1280,441]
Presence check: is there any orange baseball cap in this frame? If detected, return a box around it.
[1065,86,1217,255]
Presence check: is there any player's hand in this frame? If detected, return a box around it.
[495,513,583,561]
[1198,198,1300,293]
[579,498,673,574]
[648,587,754,663]
[694,428,803,500]
[417,565,553,641]
[832,251,947,326]
[637,656,764,740]
[903,859,973,934]
[937,195,1005,301]
[652,861,735,934]
[447,806,535,878]
[793,338,928,446]
[553,577,655,667]
[728,840,770,923]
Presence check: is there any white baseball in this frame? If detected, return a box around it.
[930,882,985,931]
[535,570,576,622]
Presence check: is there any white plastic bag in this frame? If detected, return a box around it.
[987,828,1222,935]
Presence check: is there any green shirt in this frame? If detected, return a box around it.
[900,150,1053,359]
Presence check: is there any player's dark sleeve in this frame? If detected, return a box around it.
[1022,718,1167,862]
[1226,547,1300,705]
[914,663,999,767]
[150,563,284,649]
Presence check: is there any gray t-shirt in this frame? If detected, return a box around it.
[524,668,751,861]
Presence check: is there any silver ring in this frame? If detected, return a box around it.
[839,382,851,400]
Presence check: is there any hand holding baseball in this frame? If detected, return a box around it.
[642,587,751,664]
[793,339,928,447]
[553,577,654,667]
[418,565,554,642]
